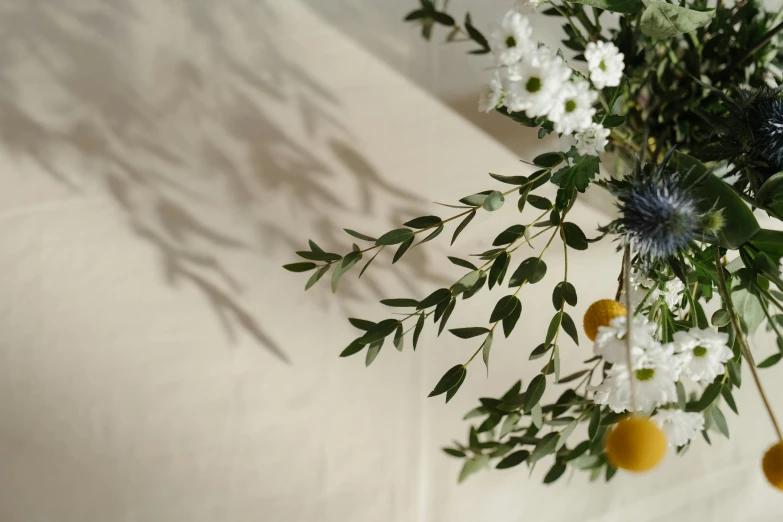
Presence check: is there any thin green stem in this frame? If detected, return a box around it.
[713,246,783,442]
[622,245,639,413]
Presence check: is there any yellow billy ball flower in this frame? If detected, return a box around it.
[605,417,667,472]
[763,442,783,491]
[583,299,627,342]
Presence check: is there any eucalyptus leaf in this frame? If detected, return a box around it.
[452,210,476,245]
[376,228,414,246]
[428,364,467,397]
[283,262,317,272]
[523,374,546,413]
[450,327,490,339]
[641,4,715,39]
[483,191,505,211]
[344,228,377,242]
[404,215,442,229]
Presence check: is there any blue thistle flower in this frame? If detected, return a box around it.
[614,170,701,261]
[746,87,783,172]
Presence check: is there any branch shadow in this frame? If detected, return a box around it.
[0,0,450,362]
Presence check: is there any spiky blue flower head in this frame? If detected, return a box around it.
[747,87,783,172]
[615,169,701,261]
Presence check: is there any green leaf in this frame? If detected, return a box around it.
[458,454,490,483]
[721,387,738,414]
[509,257,547,286]
[490,173,528,185]
[482,333,494,371]
[459,191,493,206]
[448,256,478,270]
[418,288,452,309]
[344,229,377,242]
[518,186,531,213]
[553,281,578,309]
[711,406,729,438]
[358,247,383,278]
[728,359,742,387]
[551,155,599,193]
[376,228,414,246]
[493,225,526,246]
[500,412,521,438]
[404,215,442,229]
[588,407,601,440]
[463,272,487,300]
[478,413,502,433]
[562,223,588,251]
[331,251,362,292]
[451,210,476,245]
[523,374,546,413]
[695,382,722,411]
[731,272,764,333]
[454,270,482,295]
[756,172,783,215]
[416,224,444,246]
[641,4,715,39]
[359,319,399,344]
[349,318,376,331]
[602,114,626,127]
[545,313,562,345]
[557,369,589,384]
[560,312,579,345]
[569,0,642,13]
[392,237,414,264]
[529,432,559,465]
[711,309,730,327]
[365,339,383,366]
[530,342,552,360]
[758,352,783,368]
[544,462,567,484]
[305,265,329,290]
[675,153,759,249]
[488,252,510,290]
[393,324,404,352]
[531,402,543,428]
[533,152,565,168]
[296,251,342,262]
[490,295,521,323]
[283,262,317,272]
[445,367,466,403]
[450,327,490,339]
[431,10,455,25]
[677,380,687,410]
[464,12,490,53]
[340,340,365,357]
[502,299,522,338]
[381,298,419,307]
[443,447,466,458]
[404,9,428,21]
[749,229,783,263]
[413,313,425,350]
[428,364,467,397]
[527,194,552,210]
[482,191,505,211]
[555,421,578,451]
[496,450,529,469]
[438,298,456,336]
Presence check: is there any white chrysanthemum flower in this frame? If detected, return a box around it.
[671,328,732,382]
[594,315,659,364]
[548,80,597,134]
[575,123,610,156]
[592,344,679,413]
[478,72,504,113]
[625,272,684,310]
[505,48,570,117]
[585,40,625,89]
[490,11,533,66]
[652,409,705,447]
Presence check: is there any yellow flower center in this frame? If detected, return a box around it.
[526,77,542,93]
[693,346,707,357]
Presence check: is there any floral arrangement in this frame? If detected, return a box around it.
[284,0,783,489]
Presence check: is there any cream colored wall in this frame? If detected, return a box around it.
[0,1,782,522]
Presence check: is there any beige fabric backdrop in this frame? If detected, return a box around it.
[0,1,782,521]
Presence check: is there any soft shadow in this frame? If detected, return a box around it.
[0,0,448,361]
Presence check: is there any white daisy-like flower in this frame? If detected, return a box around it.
[505,48,571,117]
[585,40,625,89]
[575,123,610,156]
[490,11,534,66]
[478,72,504,113]
[625,272,684,310]
[519,0,546,9]
[594,315,659,364]
[592,344,679,413]
[652,409,705,447]
[671,328,732,382]
[548,80,597,134]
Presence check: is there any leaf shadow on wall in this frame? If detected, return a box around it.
[0,0,452,363]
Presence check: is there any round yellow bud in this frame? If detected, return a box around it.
[605,417,667,473]
[583,299,627,342]
[763,442,783,491]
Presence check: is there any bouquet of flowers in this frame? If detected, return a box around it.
[284,0,783,488]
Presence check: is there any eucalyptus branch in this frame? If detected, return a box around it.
[713,246,783,442]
